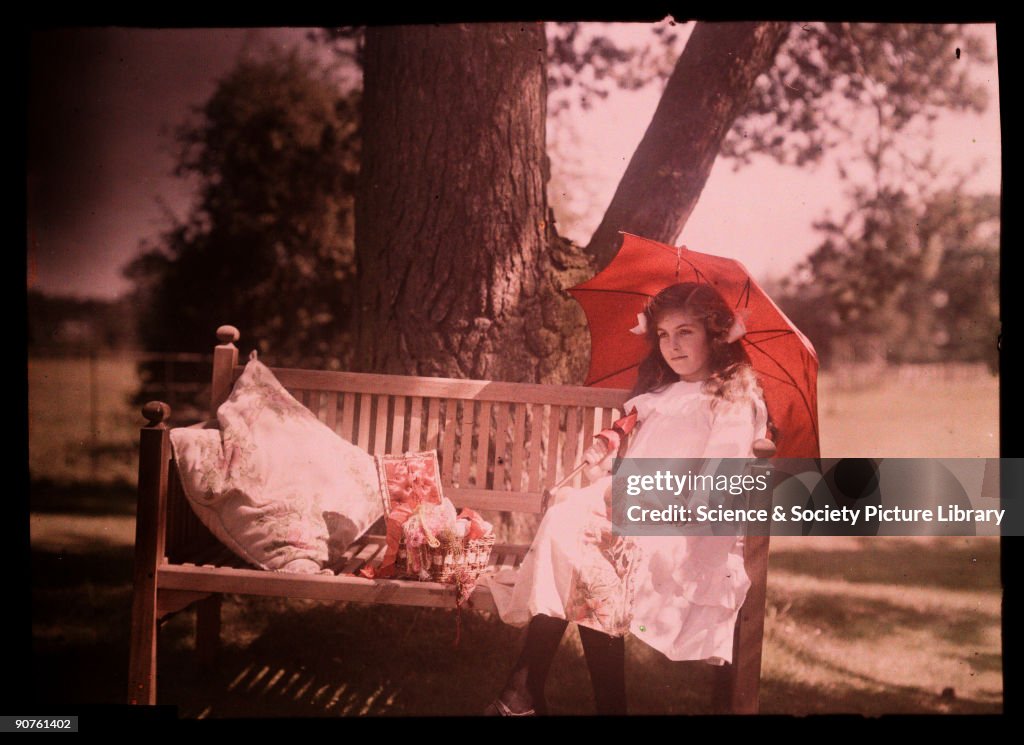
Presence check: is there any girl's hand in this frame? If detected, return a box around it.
[583,439,610,466]
[582,439,614,482]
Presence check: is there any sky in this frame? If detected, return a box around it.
[25,24,1001,300]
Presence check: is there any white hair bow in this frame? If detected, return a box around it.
[726,310,749,343]
[629,311,648,335]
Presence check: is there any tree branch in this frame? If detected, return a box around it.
[584,21,790,270]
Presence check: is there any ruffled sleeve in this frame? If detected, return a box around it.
[622,391,650,422]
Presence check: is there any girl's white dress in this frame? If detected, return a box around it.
[483,377,768,665]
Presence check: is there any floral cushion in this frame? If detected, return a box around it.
[169,358,383,574]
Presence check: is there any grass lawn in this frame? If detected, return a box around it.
[28,356,141,484]
[818,369,999,458]
[30,486,1001,716]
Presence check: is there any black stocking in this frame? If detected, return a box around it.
[496,614,568,715]
[578,625,627,715]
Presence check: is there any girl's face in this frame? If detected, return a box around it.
[655,309,712,382]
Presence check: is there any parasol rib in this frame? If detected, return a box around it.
[743,336,820,444]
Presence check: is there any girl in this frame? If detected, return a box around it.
[483,282,768,716]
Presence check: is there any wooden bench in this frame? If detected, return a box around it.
[128,325,771,713]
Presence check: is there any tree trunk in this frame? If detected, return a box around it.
[586,22,791,270]
[353,23,588,385]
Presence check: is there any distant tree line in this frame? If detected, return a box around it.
[28,290,139,354]
[125,48,360,370]
[775,190,999,372]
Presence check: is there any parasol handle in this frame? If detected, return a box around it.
[540,432,618,515]
[540,462,588,515]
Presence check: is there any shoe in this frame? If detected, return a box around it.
[482,697,537,716]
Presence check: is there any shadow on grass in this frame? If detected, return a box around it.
[28,537,734,718]
[965,652,1002,675]
[32,544,134,592]
[760,674,1001,715]
[31,532,1002,716]
[768,539,1002,593]
[32,545,135,706]
[777,593,998,646]
[30,479,137,517]
[157,601,734,717]
[142,599,1008,717]
[161,603,523,717]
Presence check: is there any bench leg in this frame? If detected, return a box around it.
[127,582,158,705]
[196,594,222,667]
[719,534,770,713]
[130,411,171,704]
[710,658,735,713]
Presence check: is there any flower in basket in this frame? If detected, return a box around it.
[360,451,445,580]
[404,498,458,579]
[454,508,493,540]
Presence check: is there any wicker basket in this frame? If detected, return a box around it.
[396,533,496,583]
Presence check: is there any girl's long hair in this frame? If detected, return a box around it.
[628,282,757,403]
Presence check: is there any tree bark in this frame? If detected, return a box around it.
[585,22,791,270]
[354,23,588,384]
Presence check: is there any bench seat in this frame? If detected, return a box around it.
[156,535,525,611]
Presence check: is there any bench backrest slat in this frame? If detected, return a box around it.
[563,407,580,489]
[372,395,389,455]
[306,390,321,419]
[361,394,375,449]
[493,402,509,489]
[440,399,459,485]
[581,407,595,477]
[527,403,544,493]
[457,400,474,487]
[324,392,338,432]
[341,392,356,443]
[509,404,526,493]
[407,396,422,451]
[391,395,406,452]
[545,405,562,490]
[425,398,441,451]
[474,400,492,490]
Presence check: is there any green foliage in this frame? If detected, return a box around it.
[546,21,686,114]
[125,48,360,371]
[745,23,1000,372]
[779,189,999,371]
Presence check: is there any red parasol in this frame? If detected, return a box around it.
[568,232,820,458]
